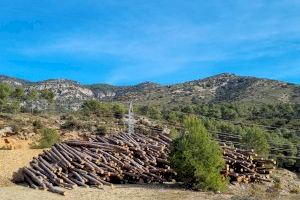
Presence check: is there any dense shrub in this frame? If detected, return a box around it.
[81,100,126,118]
[2,100,21,113]
[112,104,126,118]
[166,111,182,124]
[137,105,162,120]
[33,119,43,129]
[40,89,55,103]
[60,116,83,130]
[33,128,61,149]
[10,87,25,100]
[242,127,269,156]
[0,83,12,100]
[170,116,227,191]
[32,119,44,133]
[0,83,12,112]
[95,125,108,136]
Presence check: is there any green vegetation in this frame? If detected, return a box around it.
[170,116,227,191]
[0,83,12,100]
[136,105,162,120]
[32,119,43,129]
[33,128,61,149]
[134,102,300,171]
[60,115,84,130]
[0,83,59,113]
[0,83,13,112]
[0,81,299,171]
[40,89,55,103]
[81,100,126,118]
[32,119,44,133]
[95,125,108,136]
[242,127,269,156]
[11,87,25,100]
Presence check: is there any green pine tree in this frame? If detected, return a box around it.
[170,116,227,191]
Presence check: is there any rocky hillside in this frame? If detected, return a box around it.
[0,75,29,87]
[87,73,300,106]
[0,73,299,110]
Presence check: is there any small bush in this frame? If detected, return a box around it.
[61,117,83,130]
[112,104,126,119]
[3,101,21,113]
[170,116,227,192]
[95,126,108,136]
[33,119,43,129]
[33,128,61,149]
[33,119,43,133]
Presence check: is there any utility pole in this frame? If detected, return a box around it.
[128,101,134,134]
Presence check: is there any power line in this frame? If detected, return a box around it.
[142,109,293,132]
[197,115,300,133]
[147,111,300,134]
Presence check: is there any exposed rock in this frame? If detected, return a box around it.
[0,75,28,87]
[0,127,13,137]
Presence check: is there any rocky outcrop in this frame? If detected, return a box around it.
[28,79,94,110]
[0,127,13,137]
[0,75,27,87]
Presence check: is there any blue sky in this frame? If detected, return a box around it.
[0,0,300,85]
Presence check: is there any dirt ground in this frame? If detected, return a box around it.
[1,148,300,200]
[0,148,43,186]
[0,148,228,200]
[0,184,233,200]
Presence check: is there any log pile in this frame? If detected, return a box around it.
[17,132,175,195]
[17,133,275,195]
[221,144,276,183]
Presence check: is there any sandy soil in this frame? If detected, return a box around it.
[0,149,43,186]
[0,184,232,200]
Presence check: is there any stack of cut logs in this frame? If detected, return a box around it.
[17,132,175,195]
[18,133,275,195]
[221,144,276,183]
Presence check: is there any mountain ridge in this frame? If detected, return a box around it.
[0,73,299,110]
[1,73,299,87]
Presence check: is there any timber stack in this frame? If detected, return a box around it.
[17,133,275,195]
[221,143,276,183]
[16,132,174,195]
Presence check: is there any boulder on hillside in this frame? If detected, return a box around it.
[0,127,13,137]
